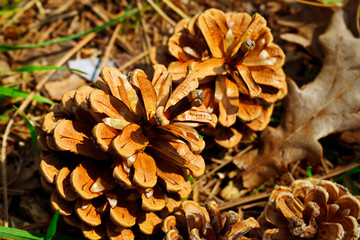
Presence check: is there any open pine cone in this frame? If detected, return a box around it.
[152,8,287,148]
[258,178,360,240]
[38,65,215,239]
[162,200,259,240]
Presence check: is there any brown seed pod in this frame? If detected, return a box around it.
[39,65,215,239]
[152,9,287,148]
[259,178,360,240]
[162,200,259,240]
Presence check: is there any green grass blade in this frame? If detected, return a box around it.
[0,86,54,105]
[0,8,19,16]
[334,166,360,181]
[13,105,40,155]
[0,8,138,52]
[1,0,25,10]
[0,108,15,121]
[0,226,83,240]
[0,65,87,75]
[45,211,59,240]
[306,166,313,178]
[251,180,269,195]
[0,226,44,240]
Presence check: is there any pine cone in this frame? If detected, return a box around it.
[152,8,287,148]
[38,65,215,239]
[162,200,259,239]
[258,178,360,240]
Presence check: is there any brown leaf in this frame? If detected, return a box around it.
[234,11,360,188]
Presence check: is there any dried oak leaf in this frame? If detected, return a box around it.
[233,10,360,188]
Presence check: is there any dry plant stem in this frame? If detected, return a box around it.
[317,162,360,180]
[18,222,50,231]
[241,200,267,210]
[118,50,150,72]
[193,145,253,187]
[2,0,36,30]
[162,0,190,20]
[0,33,96,226]
[218,192,270,211]
[295,0,341,7]
[98,23,121,71]
[137,0,152,51]
[146,0,176,27]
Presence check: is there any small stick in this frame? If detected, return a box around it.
[118,50,150,72]
[317,162,360,180]
[146,0,176,27]
[193,145,253,187]
[2,0,36,30]
[98,23,121,71]
[1,33,96,226]
[162,0,190,20]
[218,192,270,211]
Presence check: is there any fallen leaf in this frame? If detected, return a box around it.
[233,10,360,188]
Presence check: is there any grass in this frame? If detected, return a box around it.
[0,211,83,240]
[0,86,54,105]
[13,106,40,155]
[0,65,88,75]
[0,8,139,52]
[306,166,313,178]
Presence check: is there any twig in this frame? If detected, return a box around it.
[137,0,152,51]
[98,23,121,71]
[193,145,253,187]
[162,0,190,20]
[2,0,36,30]
[146,0,176,27]
[218,192,270,211]
[1,33,96,227]
[118,50,150,72]
[317,162,360,180]
[240,200,267,210]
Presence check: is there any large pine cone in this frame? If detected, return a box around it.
[152,8,287,148]
[162,200,259,240]
[38,65,215,239]
[258,178,360,240]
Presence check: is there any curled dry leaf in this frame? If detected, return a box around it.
[233,10,360,188]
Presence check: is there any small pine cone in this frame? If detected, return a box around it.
[162,200,260,240]
[38,65,215,239]
[152,8,287,148]
[259,178,360,240]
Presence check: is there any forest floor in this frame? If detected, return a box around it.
[0,0,359,239]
